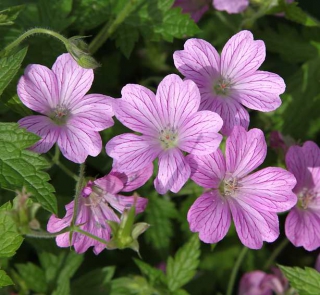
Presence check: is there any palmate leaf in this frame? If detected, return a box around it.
[0,270,13,287]
[0,123,57,213]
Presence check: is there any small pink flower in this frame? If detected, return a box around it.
[174,30,285,135]
[213,0,249,14]
[187,126,297,249]
[269,131,295,154]
[18,53,114,163]
[106,74,223,194]
[285,141,320,251]
[173,0,210,22]
[47,167,151,254]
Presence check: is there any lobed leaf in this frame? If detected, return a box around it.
[0,270,14,287]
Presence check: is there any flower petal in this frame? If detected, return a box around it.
[179,110,223,155]
[173,0,209,22]
[71,94,114,131]
[18,64,58,113]
[226,126,266,178]
[106,134,161,173]
[239,271,272,295]
[52,53,93,108]
[238,167,297,212]
[154,149,191,194]
[94,174,124,195]
[221,30,265,82]
[188,191,231,243]
[231,71,285,112]
[187,149,226,188]
[213,0,249,14]
[285,207,320,251]
[106,194,148,214]
[18,115,60,154]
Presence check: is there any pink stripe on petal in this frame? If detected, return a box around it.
[19,115,59,154]
[154,149,191,194]
[213,0,249,14]
[226,127,266,178]
[179,110,223,155]
[52,53,93,108]
[94,174,124,195]
[187,150,226,188]
[221,30,265,82]
[187,191,231,244]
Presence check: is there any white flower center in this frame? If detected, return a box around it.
[298,188,317,209]
[159,126,178,149]
[213,77,232,96]
[49,104,70,125]
[219,177,239,197]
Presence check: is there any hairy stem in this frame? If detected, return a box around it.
[73,227,109,246]
[263,239,289,270]
[25,227,71,239]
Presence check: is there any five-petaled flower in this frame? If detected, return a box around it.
[18,53,114,163]
[285,141,320,251]
[186,126,297,249]
[106,74,223,194]
[47,166,151,254]
[173,30,285,135]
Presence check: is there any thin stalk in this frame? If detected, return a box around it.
[25,227,71,239]
[263,239,289,270]
[73,227,110,246]
[54,161,79,181]
[226,246,249,295]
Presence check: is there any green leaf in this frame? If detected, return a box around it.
[0,269,13,287]
[0,47,27,96]
[0,123,57,213]
[0,5,24,26]
[279,265,320,295]
[284,2,320,27]
[110,276,155,295]
[166,235,200,292]
[133,258,166,286]
[0,202,23,258]
[145,193,177,251]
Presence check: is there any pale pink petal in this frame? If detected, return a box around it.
[155,74,201,128]
[18,65,58,113]
[302,141,320,191]
[239,167,297,212]
[229,198,279,249]
[154,149,191,194]
[106,134,161,173]
[173,0,209,22]
[18,115,60,154]
[239,271,273,295]
[106,194,148,214]
[221,30,265,82]
[173,38,220,86]
[285,207,320,251]
[57,125,102,163]
[94,175,124,195]
[110,164,154,192]
[71,94,114,131]
[116,84,163,136]
[187,191,231,243]
[52,53,93,108]
[187,149,226,188]
[213,0,249,14]
[226,126,267,178]
[230,71,285,111]
[179,110,223,155]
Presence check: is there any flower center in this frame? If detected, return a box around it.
[82,183,105,208]
[159,126,178,150]
[49,104,70,125]
[297,188,317,209]
[213,77,232,96]
[219,177,239,197]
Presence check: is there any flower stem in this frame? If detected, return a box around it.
[73,227,110,246]
[54,161,79,181]
[263,239,289,271]
[25,227,71,239]
[226,246,249,295]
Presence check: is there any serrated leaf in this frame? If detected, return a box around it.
[0,202,23,258]
[166,235,200,292]
[284,3,320,27]
[0,5,24,26]
[110,276,155,295]
[134,258,166,286]
[0,123,57,213]
[279,265,320,295]
[0,269,13,287]
[145,193,177,250]
[113,24,139,58]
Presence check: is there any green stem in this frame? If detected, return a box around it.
[54,161,79,181]
[263,239,289,270]
[226,246,249,295]
[0,28,69,55]
[88,0,140,54]
[73,227,110,246]
[25,227,71,239]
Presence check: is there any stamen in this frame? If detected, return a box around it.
[219,177,240,197]
[213,77,232,96]
[298,188,317,209]
[159,125,178,149]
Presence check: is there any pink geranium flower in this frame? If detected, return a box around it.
[186,126,297,249]
[173,0,210,22]
[285,141,320,251]
[18,53,114,163]
[174,30,285,135]
[47,167,151,254]
[213,0,248,14]
[106,74,223,194]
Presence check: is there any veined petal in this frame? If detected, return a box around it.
[239,271,272,295]
[106,134,161,173]
[154,149,191,194]
[285,207,320,251]
[18,64,58,113]
[173,38,220,86]
[231,71,285,111]
[221,30,265,82]
[19,115,59,154]
[179,110,223,155]
[187,191,231,243]
[226,126,266,178]
[155,74,201,128]
[94,174,124,195]
[71,94,114,131]
[52,53,93,108]
[106,194,148,214]
[238,167,297,212]
[187,149,226,188]
[213,0,249,14]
